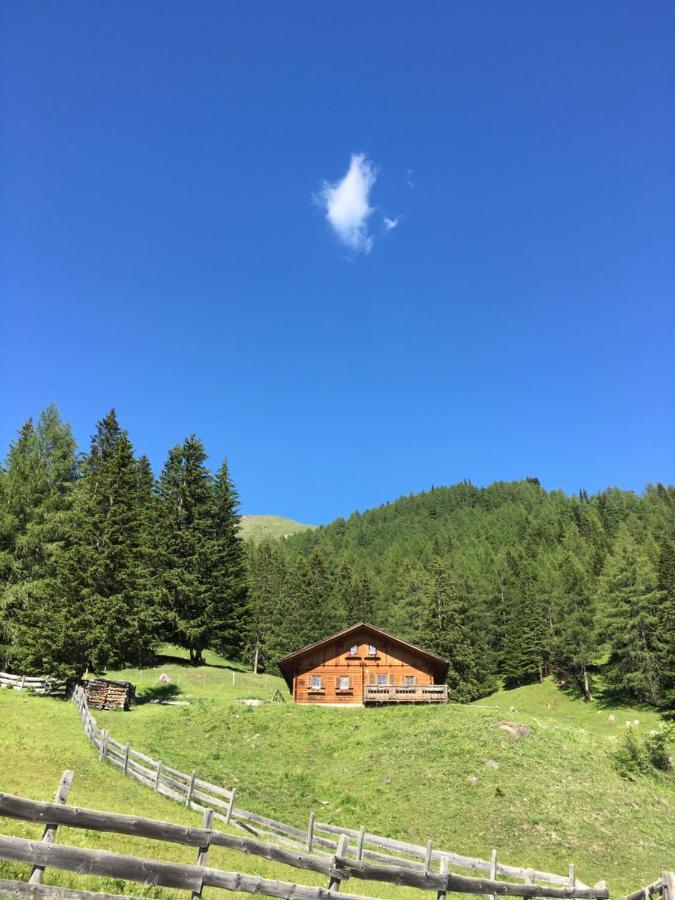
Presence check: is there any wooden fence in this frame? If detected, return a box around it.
[69,684,592,893]
[0,771,616,900]
[0,672,66,697]
[624,876,675,900]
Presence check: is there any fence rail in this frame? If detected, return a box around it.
[0,774,616,900]
[624,875,675,900]
[0,672,66,697]
[364,685,448,703]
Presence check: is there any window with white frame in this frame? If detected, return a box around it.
[405,675,415,686]
[348,644,358,656]
[368,645,377,656]
[310,675,322,691]
[377,674,388,685]
[338,676,351,691]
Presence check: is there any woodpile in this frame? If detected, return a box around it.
[82,679,135,711]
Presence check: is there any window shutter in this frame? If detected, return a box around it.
[349,675,353,689]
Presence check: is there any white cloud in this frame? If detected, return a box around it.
[384,216,399,231]
[406,168,415,189]
[320,154,377,254]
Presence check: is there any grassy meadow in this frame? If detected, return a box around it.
[1,646,673,899]
[238,515,316,543]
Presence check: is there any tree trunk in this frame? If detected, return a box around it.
[582,665,592,702]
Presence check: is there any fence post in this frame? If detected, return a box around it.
[99,729,109,761]
[191,807,214,900]
[225,786,237,824]
[489,848,498,900]
[154,760,162,791]
[328,833,349,892]
[437,856,449,900]
[662,873,675,900]
[28,769,74,885]
[569,864,576,893]
[356,825,366,861]
[186,770,197,807]
[123,744,130,776]
[307,811,316,853]
[424,840,433,875]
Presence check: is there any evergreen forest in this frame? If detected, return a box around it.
[1,405,674,710]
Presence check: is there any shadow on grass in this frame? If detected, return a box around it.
[152,652,238,671]
[557,673,668,718]
[134,683,183,704]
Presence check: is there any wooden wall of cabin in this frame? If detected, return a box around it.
[292,629,435,704]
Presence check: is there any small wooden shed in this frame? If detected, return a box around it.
[278,623,449,705]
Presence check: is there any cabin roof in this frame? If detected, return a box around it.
[277,622,449,690]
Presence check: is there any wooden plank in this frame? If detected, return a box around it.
[328,835,350,892]
[307,813,316,854]
[313,823,582,886]
[437,856,448,900]
[28,771,74,886]
[125,747,157,767]
[663,874,675,900]
[0,793,332,876]
[192,778,234,800]
[424,841,433,874]
[356,828,365,862]
[0,835,377,900]
[225,788,237,825]
[190,788,231,812]
[489,848,498,900]
[625,883,667,900]
[186,771,197,807]
[191,807,213,900]
[0,878,147,900]
[333,855,609,898]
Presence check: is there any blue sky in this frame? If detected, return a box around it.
[2,2,674,524]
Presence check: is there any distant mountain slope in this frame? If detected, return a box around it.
[238,514,316,543]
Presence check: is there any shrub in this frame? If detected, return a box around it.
[612,724,674,778]
[643,724,674,771]
[612,727,649,778]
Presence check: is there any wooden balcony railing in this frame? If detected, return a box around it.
[364,684,448,703]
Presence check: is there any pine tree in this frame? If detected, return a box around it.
[13,410,155,676]
[211,458,248,659]
[500,550,550,687]
[655,536,675,708]
[1,406,77,672]
[335,560,374,626]
[386,559,427,640]
[264,555,313,670]
[413,557,492,702]
[551,549,596,700]
[156,440,246,663]
[245,540,287,672]
[156,436,215,663]
[597,527,662,705]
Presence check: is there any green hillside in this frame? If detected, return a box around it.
[247,480,675,709]
[2,645,670,899]
[238,514,316,543]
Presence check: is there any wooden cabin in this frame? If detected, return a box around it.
[278,623,449,705]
